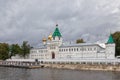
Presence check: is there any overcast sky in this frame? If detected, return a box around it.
[0,0,120,46]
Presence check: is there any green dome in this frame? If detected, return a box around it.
[52,25,62,37]
[107,34,114,44]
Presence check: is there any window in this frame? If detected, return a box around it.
[77,48,78,51]
[94,48,96,50]
[69,48,71,51]
[59,37,60,40]
[64,49,65,51]
[71,48,73,51]
[41,50,43,53]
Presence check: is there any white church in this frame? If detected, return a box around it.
[29,24,115,60]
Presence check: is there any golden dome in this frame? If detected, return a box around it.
[48,33,52,41]
[42,37,47,42]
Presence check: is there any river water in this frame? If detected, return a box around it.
[0,67,120,80]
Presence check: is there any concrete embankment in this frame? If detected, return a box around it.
[0,61,44,69]
[43,63,120,71]
[2,59,120,71]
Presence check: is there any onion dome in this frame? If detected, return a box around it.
[48,33,52,41]
[42,37,47,42]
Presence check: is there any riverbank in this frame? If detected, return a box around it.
[0,61,44,69]
[5,59,120,71]
[0,65,43,69]
[0,61,120,71]
[43,63,120,71]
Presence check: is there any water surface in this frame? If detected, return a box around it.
[0,67,120,80]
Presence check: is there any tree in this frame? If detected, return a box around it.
[0,41,31,60]
[76,38,85,44]
[0,43,9,60]
[112,31,120,56]
[10,44,22,57]
[21,41,31,58]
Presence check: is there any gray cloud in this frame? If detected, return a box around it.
[0,0,120,46]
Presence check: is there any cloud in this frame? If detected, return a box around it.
[0,0,120,46]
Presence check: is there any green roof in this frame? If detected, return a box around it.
[107,34,114,44]
[52,24,62,37]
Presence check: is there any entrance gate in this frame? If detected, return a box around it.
[51,52,55,59]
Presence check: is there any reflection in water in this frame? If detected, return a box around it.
[0,67,120,80]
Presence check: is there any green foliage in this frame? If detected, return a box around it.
[20,41,31,58]
[76,38,85,44]
[0,41,31,60]
[10,44,22,57]
[0,43,9,60]
[112,31,120,56]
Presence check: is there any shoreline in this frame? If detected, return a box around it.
[0,63,120,71]
[43,63,120,71]
[0,61,44,69]
[2,59,120,71]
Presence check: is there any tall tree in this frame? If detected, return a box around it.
[0,43,9,60]
[10,44,22,57]
[76,38,85,44]
[21,41,31,58]
[112,31,120,56]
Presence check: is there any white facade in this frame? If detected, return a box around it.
[29,25,115,60]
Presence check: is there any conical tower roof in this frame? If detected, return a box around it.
[52,24,62,37]
[107,34,114,44]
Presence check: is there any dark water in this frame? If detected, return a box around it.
[0,67,120,80]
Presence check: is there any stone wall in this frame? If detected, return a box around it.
[43,63,120,71]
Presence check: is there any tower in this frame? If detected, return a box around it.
[52,24,63,46]
[106,34,115,59]
[47,24,63,59]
